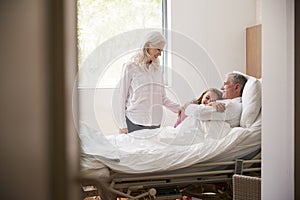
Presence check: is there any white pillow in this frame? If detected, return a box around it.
[233,71,262,128]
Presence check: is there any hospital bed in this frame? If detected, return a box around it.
[78,72,262,200]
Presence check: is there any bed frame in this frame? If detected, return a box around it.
[79,151,261,200]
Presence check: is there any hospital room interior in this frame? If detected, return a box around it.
[0,0,298,200]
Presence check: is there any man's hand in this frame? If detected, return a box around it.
[208,102,226,112]
[119,128,128,134]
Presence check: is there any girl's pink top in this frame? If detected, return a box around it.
[174,112,188,128]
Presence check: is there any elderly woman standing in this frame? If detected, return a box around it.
[119,31,180,134]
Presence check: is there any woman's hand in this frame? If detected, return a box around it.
[178,102,190,116]
[178,100,196,116]
[119,128,128,134]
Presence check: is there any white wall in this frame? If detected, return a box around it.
[171,0,256,76]
[262,0,294,199]
[79,0,256,134]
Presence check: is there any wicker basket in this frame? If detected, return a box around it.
[233,174,261,200]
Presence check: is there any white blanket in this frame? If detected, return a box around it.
[79,114,261,174]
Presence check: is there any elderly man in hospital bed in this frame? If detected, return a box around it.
[184,72,247,128]
[79,72,252,173]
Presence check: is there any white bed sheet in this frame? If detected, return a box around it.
[79,112,261,174]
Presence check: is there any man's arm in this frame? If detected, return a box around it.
[185,100,241,121]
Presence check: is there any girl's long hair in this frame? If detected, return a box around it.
[178,88,223,116]
[193,88,223,104]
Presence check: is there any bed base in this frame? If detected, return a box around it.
[79,157,261,200]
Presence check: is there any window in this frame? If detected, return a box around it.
[77,0,170,88]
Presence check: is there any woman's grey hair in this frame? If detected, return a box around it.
[132,31,166,68]
[227,73,248,95]
[141,31,166,49]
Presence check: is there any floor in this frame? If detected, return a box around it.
[83,182,234,200]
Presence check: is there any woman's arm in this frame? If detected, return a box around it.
[162,95,181,113]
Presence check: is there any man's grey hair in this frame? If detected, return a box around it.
[227,73,248,95]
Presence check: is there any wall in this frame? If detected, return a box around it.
[79,0,257,134]
[171,0,256,76]
[262,0,294,199]
[0,1,51,199]
[295,2,300,198]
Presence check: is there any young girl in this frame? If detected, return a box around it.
[174,88,223,128]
